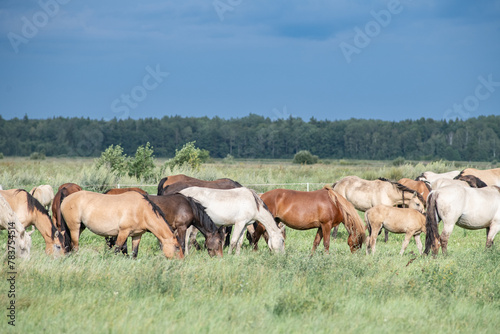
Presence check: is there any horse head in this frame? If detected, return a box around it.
[205,226,225,257]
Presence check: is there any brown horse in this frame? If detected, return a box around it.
[157,174,243,248]
[148,194,224,257]
[0,189,63,255]
[60,191,183,259]
[104,187,148,195]
[52,183,83,229]
[157,174,242,195]
[257,186,365,254]
[398,178,431,202]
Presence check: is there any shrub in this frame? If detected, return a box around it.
[166,141,209,170]
[30,152,46,160]
[94,144,127,176]
[392,156,405,166]
[0,153,3,159]
[223,154,235,164]
[293,150,318,165]
[127,142,156,180]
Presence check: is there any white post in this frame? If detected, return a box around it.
[117,184,120,189]
[307,183,309,192]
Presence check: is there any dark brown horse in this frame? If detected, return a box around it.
[255,186,366,254]
[157,174,242,249]
[104,187,148,195]
[52,183,82,229]
[453,173,488,188]
[148,194,224,257]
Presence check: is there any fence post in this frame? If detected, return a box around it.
[117,184,120,189]
[307,183,309,192]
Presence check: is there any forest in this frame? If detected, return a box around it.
[1,114,500,161]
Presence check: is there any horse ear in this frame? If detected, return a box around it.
[55,230,60,238]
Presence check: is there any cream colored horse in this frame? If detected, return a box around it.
[0,189,63,255]
[0,193,32,258]
[30,185,54,211]
[365,194,425,255]
[416,170,460,183]
[179,187,285,255]
[60,191,183,259]
[425,185,500,256]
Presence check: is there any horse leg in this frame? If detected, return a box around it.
[414,234,423,255]
[322,223,333,254]
[399,233,413,255]
[189,227,201,250]
[131,235,141,258]
[229,223,245,255]
[224,226,232,248]
[369,225,382,255]
[439,222,456,255]
[486,224,500,249]
[332,225,338,239]
[176,225,187,254]
[311,228,323,256]
[251,222,265,251]
[384,228,389,243]
[113,230,129,255]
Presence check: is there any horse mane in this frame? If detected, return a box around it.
[377,178,425,204]
[222,178,243,188]
[249,188,271,213]
[140,194,175,234]
[183,195,218,233]
[454,170,467,179]
[30,187,37,196]
[422,180,432,193]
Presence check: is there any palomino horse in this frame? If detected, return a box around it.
[149,194,224,257]
[52,183,82,229]
[455,169,497,186]
[0,193,32,258]
[365,194,426,256]
[0,189,63,255]
[179,186,285,254]
[424,185,500,256]
[60,191,183,259]
[332,176,426,241]
[104,187,148,195]
[398,178,431,202]
[416,170,460,183]
[30,185,54,211]
[257,186,365,254]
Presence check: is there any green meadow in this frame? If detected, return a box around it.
[1,158,500,333]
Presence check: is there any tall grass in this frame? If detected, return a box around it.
[1,158,499,333]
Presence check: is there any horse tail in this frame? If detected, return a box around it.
[324,186,366,249]
[184,195,218,234]
[58,195,73,253]
[424,191,440,255]
[157,177,168,195]
[365,211,372,236]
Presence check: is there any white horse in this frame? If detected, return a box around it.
[424,185,500,256]
[0,193,32,259]
[365,194,425,256]
[416,170,460,183]
[180,187,285,255]
[30,185,55,211]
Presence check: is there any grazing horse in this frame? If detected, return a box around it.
[416,170,460,183]
[0,193,32,258]
[148,194,224,257]
[60,191,183,259]
[365,194,426,255]
[398,178,431,202]
[257,186,365,254]
[455,169,496,186]
[332,176,426,241]
[158,175,243,249]
[104,187,148,195]
[0,189,63,255]
[52,183,83,229]
[424,185,500,256]
[179,186,285,254]
[30,185,54,211]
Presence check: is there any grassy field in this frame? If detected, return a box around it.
[1,158,500,333]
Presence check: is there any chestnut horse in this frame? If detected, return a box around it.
[257,186,365,254]
[104,187,148,195]
[0,189,63,255]
[148,194,224,257]
[60,191,183,259]
[0,193,32,258]
[52,183,83,229]
[398,178,431,202]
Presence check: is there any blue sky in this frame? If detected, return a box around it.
[1,0,500,122]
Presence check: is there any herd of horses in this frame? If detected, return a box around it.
[2,167,500,260]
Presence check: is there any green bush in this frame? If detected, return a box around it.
[30,152,46,160]
[127,142,156,180]
[166,141,210,170]
[293,150,319,165]
[0,152,3,159]
[222,153,235,164]
[94,144,127,176]
[392,156,405,166]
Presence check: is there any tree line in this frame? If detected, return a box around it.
[1,114,500,161]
